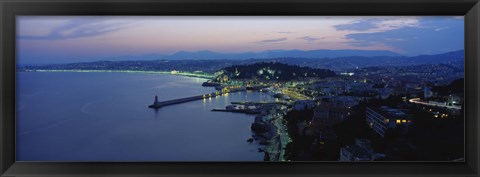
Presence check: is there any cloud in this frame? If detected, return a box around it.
[18,17,132,40]
[344,19,463,55]
[257,37,288,44]
[297,36,322,42]
[374,18,419,31]
[334,17,420,33]
[337,17,463,55]
[277,31,295,34]
[344,40,377,47]
[334,19,379,31]
[434,27,450,31]
[384,38,405,42]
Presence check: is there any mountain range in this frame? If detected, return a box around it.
[266,50,464,71]
[103,49,402,61]
[21,50,464,73]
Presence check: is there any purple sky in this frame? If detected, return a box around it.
[17,16,464,64]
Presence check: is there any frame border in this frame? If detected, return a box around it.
[1,0,479,176]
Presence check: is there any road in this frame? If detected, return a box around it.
[408,98,461,110]
[282,89,311,101]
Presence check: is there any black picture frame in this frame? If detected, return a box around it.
[1,0,479,176]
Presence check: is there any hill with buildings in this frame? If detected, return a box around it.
[218,62,336,81]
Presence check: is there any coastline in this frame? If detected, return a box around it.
[23,69,292,161]
[17,72,267,161]
[21,69,215,80]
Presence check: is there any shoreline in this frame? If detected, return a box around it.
[24,69,291,161]
[22,70,285,161]
[17,73,267,161]
[20,69,215,80]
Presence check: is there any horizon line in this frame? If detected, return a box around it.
[17,48,464,66]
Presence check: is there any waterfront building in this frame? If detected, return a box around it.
[365,106,412,137]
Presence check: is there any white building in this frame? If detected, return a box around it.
[366,106,412,137]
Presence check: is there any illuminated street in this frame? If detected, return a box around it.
[408,98,461,110]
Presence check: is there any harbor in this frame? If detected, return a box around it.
[210,100,291,161]
[211,101,286,114]
[147,82,293,161]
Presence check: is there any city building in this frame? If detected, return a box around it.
[312,103,350,127]
[329,96,359,108]
[424,85,433,98]
[448,93,462,106]
[378,88,394,99]
[339,139,374,161]
[347,82,373,94]
[293,100,316,110]
[366,106,412,137]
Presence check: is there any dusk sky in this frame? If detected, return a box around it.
[17,16,464,64]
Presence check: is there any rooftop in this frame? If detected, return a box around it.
[367,106,412,120]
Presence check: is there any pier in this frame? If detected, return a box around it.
[211,109,260,114]
[231,101,290,106]
[148,88,245,109]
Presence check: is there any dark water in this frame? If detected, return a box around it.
[16,72,274,161]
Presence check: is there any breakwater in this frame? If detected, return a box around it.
[211,109,260,114]
[148,88,245,109]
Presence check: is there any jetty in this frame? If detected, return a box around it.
[231,101,290,106]
[148,88,245,109]
[211,109,260,114]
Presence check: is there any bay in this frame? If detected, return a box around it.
[16,72,274,161]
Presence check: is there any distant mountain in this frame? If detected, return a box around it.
[20,50,463,73]
[102,53,168,61]
[405,50,464,66]
[101,49,401,61]
[260,49,464,71]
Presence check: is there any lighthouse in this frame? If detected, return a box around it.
[148,95,160,109]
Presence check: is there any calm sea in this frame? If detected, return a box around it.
[16,72,274,161]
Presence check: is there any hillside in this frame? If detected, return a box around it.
[219,62,336,81]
